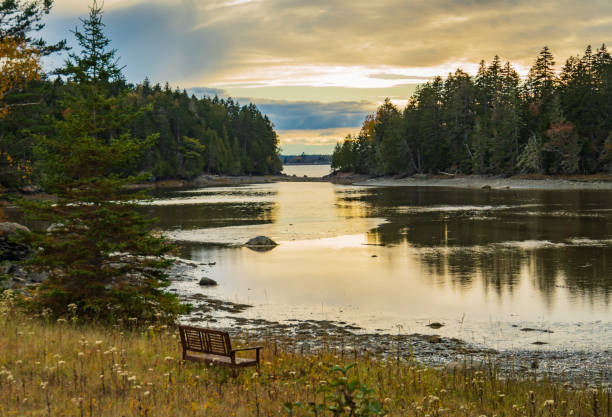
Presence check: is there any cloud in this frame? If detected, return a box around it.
[252,100,375,130]
[48,0,612,90]
[278,127,361,155]
[187,87,226,98]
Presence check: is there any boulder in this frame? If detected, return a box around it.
[0,222,30,235]
[28,271,48,283]
[245,236,278,247]
[445,360,487,373]
[198,277,218,286]
[0,222,31,261]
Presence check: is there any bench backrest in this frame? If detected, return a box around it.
[178,325,232,356]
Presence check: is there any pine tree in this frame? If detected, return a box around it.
[19,1,186,322]
[517,134,543,173]
[542,95,581,174]
[0,0,66,54]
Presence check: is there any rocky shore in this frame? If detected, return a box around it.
[341,172,612,190]
[168,260,611,387]
[2,221,611,387]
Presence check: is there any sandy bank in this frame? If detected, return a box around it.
[126,173,326,190]
[352,174,612,191]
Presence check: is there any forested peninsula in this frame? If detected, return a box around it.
[332,46,612,177]
[1,58,281,191]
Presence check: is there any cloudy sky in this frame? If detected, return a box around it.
[43,0,612,154]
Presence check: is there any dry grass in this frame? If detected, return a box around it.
[0,295,610,416]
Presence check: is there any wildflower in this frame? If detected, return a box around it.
[57,360,66,366]
[147,368,154,372]
[384,398,392,404]
[78,352,84,357]
[95,340,103,346]
[252,372,259,378]
[40,381,48,389]
[100,374,104,379]
[128,376,137,382]
[15,360,22,365]
[57,318,67,323]
[543,400,554,407]
[144,391,150,396]
[164,356,173,361]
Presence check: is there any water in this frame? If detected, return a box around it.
[282,164,331,178]
[143,182,612,351]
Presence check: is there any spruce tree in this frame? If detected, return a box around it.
[19,1,186,322]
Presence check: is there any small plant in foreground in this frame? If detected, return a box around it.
[285,363,384,416]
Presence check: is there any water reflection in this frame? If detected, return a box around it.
[11,181,602,349]
[355,187,612,307]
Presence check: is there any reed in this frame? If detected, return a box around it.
[0,293,608,416]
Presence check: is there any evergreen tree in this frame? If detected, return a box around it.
[517,134,543,173]
[374,99,408,175]
[19,1,186,322]
[0,0,66,54]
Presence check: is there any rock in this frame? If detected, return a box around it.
[0,222,30,236]
[19,185,40,194]
[520,327,554,333]
[1,262,14,275]
[28,271,48,283]
[245,236,278,247]
[445,360,487,373]
[0,222,31,261]
[427,322,445,329]
[46,223,66,233]
[47,223,89,233]
[198,277,218,286]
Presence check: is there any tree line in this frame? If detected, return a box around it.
[0,6,281,191]
[332,46,612,176]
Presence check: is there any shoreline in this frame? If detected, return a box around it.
[345,173,612,190]
[168,261,612,386]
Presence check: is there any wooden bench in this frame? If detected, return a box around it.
[178,325,262,368]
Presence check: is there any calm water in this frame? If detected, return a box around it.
[144,179,612,351]
[283,164,331,177]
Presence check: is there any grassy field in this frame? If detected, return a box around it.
[0,295,610,416]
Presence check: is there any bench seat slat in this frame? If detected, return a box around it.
[185,352,258,366]
[178,325,261,369]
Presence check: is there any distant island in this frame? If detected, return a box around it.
[281,154,332,165]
